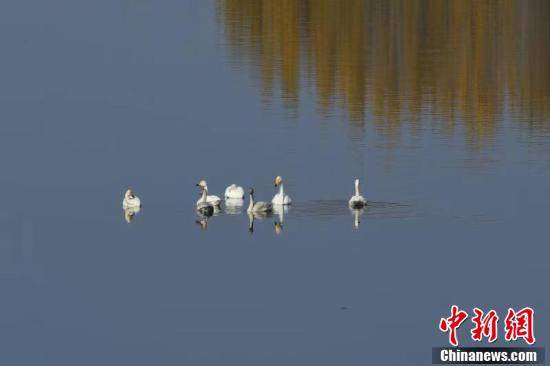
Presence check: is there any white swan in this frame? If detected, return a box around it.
[225,184,245,199]
[348,178,367,208]
[272,176,292,205]
[247,188,273,213]
[196,187,214,216]
[196,180,221,207]
[123,189,142,209]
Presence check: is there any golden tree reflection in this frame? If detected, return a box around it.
[219,0,550,141]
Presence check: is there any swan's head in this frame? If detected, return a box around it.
[196,180,208,189]
[125,189,135,199]
[249,188,255,196]
[274,176,283,187]
[354,178,360,187]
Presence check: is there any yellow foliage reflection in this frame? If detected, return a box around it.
[219,0,550,140]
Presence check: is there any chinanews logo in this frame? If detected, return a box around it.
[433,306,545,365]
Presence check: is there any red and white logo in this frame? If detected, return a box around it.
[438,306,535,346]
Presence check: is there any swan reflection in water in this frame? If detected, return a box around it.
[191,200,378,232]
[124,206,141,223]
[195,216,209,230]
[247,211,273,234]
[194,203,222,230]
[224,198,245,215]
[284,200,368,230]
[273,205,289,235]
[350,208,365,229]
[247,205,288,234]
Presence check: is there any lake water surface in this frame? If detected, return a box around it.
[1,1,549,365]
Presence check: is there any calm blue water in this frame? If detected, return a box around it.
[0,1,549,365]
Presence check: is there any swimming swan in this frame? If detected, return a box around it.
[123,189,142,209]
[348,178,367,208]
[196,180,221,207]
[225,184,245,199]
[272,176,292,205]
[196,187,214,216]
[247,188,273,213]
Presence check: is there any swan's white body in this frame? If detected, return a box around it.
[247,190,273,213]
[272,185,292,205]
[348,179,367,208]
[196,195,221,207]
[272,176,292,205]
[225,184,245,199]
[196,180,221,207]
[123,189,141,209]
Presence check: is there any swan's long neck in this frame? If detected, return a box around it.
[355,180,360,196]
[278,184,284,197]
[201,188,208,203]
[248,193,254,211]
